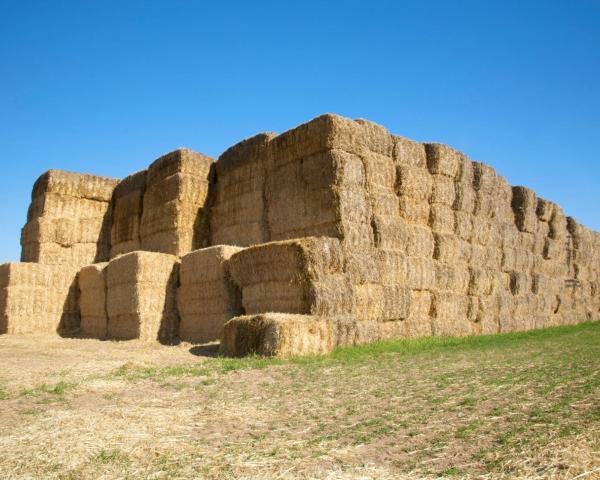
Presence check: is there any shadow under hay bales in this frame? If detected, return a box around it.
[189,343,220,357]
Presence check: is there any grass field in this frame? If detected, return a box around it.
[0,322,599,479]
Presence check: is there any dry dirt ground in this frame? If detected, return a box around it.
[0,323,599,480]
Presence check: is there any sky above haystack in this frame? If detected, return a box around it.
[0,0,598,262]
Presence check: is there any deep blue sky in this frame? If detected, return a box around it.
[1,1,599,262]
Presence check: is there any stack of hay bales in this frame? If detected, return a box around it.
[106,251,179,342]
[210,134,275,246]
[22,170,118,267]
[177,245,242,343]
[0,262,79,334]
[140,149,214,256]
[110,170,147,257]
[78,262,108,338]
[228,237,352,317]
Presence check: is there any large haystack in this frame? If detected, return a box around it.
[2,113,599,356]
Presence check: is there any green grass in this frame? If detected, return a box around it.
[20,380,76,398]
[109,321,600,382]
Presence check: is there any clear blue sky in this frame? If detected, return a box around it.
[1,1,599,263]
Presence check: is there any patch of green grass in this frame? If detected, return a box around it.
[441,466,465,476]
[0,384,8,400]
[93,448,130,466]
[20,381,75,398]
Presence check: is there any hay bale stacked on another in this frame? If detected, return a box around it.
[21,170,118,267]
[177,245,243,344]
[0,262,79,334]
[220,313,335,357]
[106,251,179,342]
[140,149,214,256]
[78,262,108,338]
[228,237,352,317]
[110,170,147,257]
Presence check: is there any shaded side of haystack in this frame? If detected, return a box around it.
[22,170,118,267]
[177,245,243,343]
[220,313,335,357]
[78,262,108,338]
[110,170,147,257]
[0,262,79,334]
[106,251,179,343]
[140,148,214,256]
[228,236,351,316]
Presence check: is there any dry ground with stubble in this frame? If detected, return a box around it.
[0,323,599,480]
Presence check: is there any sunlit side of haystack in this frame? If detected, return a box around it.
[1,114,599,357]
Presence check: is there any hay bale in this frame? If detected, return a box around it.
[430,174,456,206]
[429,203,454,235]
[509,271,531,295]
[433,233,471,265]
[536,197,554,222]
[398,195,430,225]
[139,148,213,256]
[549,205,567,239]
[228,237,352,316]
[511,186,537,233]
[393,135,427,168]
[468,267,495,296]
[78,262,108,338]
[403,223,435,258]
[23,170,117,267]
[454,211,473,241]
[430,290,473,336]
[177,245,243,343]
[403,290,433,337]
[406,257,436,290]
[31,170,118,202]
[424,143,461,178]
[396,165,432,201]
[353,283,411,321]
[453,182,476,213]
[110,170,147,257]
[106,251,179,343]
[434,261,470,294]
[220,313,334,357]
[472,162,497,194]
[377,249,407,285]
[0,262,79,335]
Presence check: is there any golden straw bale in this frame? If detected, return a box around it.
[453,182,476,213]
[353,283,411,321]
[430,174,456,206]
[549,205,567,239]
[430,290,473,336]
[0,262,79,335]
[536,197,554,222]
[78,262,108,338]
[177,246,243,343]
[454,211,474,241]
[509,271,531,295]
[434,261,470,294]
[406,257,436,290]
[429,203,454,235]
[511,186,537,233]
[424,143,461,178]
[472,162,497,195]
[362,152,396,190]
[396,165,432,201]
[110,170,146,257]
[398,195,430,225]
[220,313,334,357]
[32,170,118,202]
[106,251,179,343]
[377,249,407,285]
[403,290,433,337]
[392,135,427,168]
[468,267,495,296]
